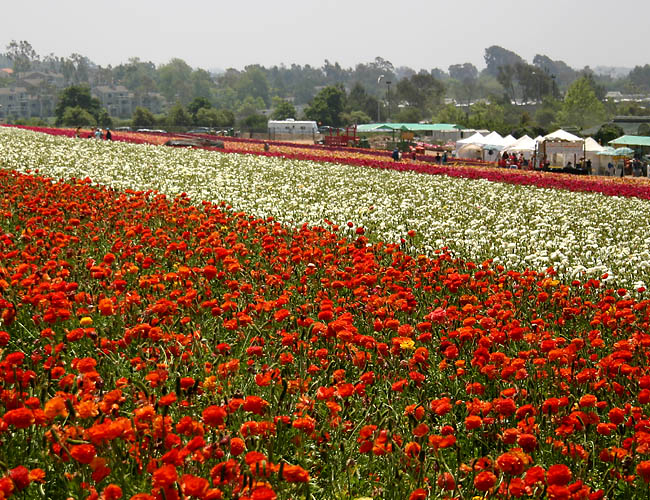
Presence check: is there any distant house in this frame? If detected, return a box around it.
[93,85,166,118]
[0,86,55,119]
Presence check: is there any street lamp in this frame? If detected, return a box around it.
[377,75,384,122]
[386,80,392,122]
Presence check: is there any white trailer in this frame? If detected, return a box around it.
[267,119,318,137]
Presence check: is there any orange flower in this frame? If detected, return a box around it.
[44,396,69,419]
[474,470,497,492]
[70,444,97,464]
[97,298,114,316]
[547,464,571,486]
[282,464,310,483]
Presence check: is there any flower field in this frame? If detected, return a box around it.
[2,128,650,499]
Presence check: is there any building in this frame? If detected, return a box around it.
[0,87,55,119]
[92,85,166,118]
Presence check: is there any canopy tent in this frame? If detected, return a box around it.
[609,135,650,147]
[539,129,585,167]
[456,143,482,160]
[455,132,485,149]
[583,137,606,174]
[503,135,537,159]
[543,129,583,142]
[356,123,463,133]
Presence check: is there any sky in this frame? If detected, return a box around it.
[3,0,649,73]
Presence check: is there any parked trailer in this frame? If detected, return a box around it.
[267,119,318,136]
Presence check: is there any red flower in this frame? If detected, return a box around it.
[230,437,246,456]
[282,464,310,483]
[9,466,30,491]
[3,408,35,429]
[102,484,123,499]
[70,444,97,464]
[153,464,178,488]
[637,461,650,483]
[547,464,572,486]
[202,405,227,427]
[409,488,427,500]
[474,470,497,492]
[181,474,209,497]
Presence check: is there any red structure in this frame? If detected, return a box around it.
[323,125,358,147]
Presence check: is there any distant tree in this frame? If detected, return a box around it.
[346,82,378,121]
[159,58,193,104]
[555,76,607,129]
[97,109,113,128]
[533,54,577,89]
[341,110,372,125]
[449,63,478,83]
[187,97,212,121]
[132,106,156,127]
[594,123,624,145]
[240,113,268,132]
[628,64,650,92]
[394,107,423,123]
[167,102,192,126]
[237,96,266,119]
[467,102,508,134]
[61,106,95,127]
[235,66,270,107]
[195,108,221,127]
[433,104,467,126]
[5,40,38,78]
[396,72,445,113]
[496,65,516,101]
[638,123,650,136]
[484,46,526,77]
[271,98,296,120]
[55,85,102,125]
[304,85,346,127]
[534,97,561,129]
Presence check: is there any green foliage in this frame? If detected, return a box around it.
[638,123,650,136]
[55,85,102,126]
[187,97,213,120]
[627,64,650,92]
[97,109,113,128]
[271,98,296,120]
[132,107,156,128]
[195,108,235,128]
[555,76,607,129]
[61,106,96,126]
[235,66,271,107]
[466,102,508,134]
[5,40,38,77]
[237,96,266,120]
[240,113,268,132]
[158,58,194,104]
[304,85,346,127]
[394,107,422,124]
[167,102,192,126]
[484,46,525,77]
[395,72,445,115]
[340,110,372,125]
[346,83,379,121]
[433,104,467,126]
[594,123,625,145]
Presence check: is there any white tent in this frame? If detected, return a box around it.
[456,143,483,160]
[455,132,485,150]
[504,135,537,159]
[583,137,605,174]
[540,129,585,167]
[543,129,582,142]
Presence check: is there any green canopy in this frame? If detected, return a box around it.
[609,135,650,147]
[356,123,464,133]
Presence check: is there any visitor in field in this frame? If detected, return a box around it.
[607,161,614,176]
[75,127,81,138]
[105,128,112,141]
[392,148,400,161]
[94,128,103,139]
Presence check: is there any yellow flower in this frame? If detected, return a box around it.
[400,338,415,350]
[80,316,93,327]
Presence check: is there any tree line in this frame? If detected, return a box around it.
[2,41,650,137]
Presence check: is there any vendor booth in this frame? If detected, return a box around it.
[538,130,585,169]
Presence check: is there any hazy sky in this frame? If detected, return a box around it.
[3,0,649,72]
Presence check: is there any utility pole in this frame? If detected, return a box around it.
[386,80,392,122]
[377,75,384,122]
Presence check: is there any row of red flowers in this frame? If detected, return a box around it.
[2,167,650,498]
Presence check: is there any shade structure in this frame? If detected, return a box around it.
[609,135,650,147]
[614,147,634,156]
[543,129,583,142]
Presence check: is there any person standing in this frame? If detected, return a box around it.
[105,128,112,141]
[392,147,400,161]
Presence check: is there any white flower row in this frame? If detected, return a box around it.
[1,127,649,290]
